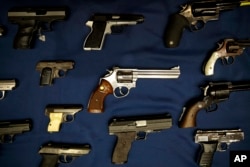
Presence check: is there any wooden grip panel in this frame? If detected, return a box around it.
[179,101,207,128]
[87,80,113,113]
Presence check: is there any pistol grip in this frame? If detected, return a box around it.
[204,52,219,76]
[13,20,39,49]
[47,113,63,132]
[40,68,53,86]
[179,101,207,128]
[40,154,59,167]
[198,143,217,167]
[112,132,136,164]
[83,21,107,50]
[87,80,113,113]
[164,14,189,48]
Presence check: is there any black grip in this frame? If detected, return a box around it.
[164,14,189,48]
[40,67,53,86]
[84,22,107,50]
[198,143,217,167]
[40,154,59,167]
[13,20,39,49]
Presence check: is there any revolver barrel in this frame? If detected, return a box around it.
[117,66,180,82]
[132,66,180,79]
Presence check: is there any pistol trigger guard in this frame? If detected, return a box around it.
[0,91,5,100]
[217,142,228,152]
[63,114,74,123]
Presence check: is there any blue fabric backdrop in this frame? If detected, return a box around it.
[0,0,249,167]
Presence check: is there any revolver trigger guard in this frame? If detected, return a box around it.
[0,91,5,100]
[206,103,218,112]
[190,19,205,31]
[113,87,130,98]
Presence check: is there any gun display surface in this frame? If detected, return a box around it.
[0,119,31,143]
[204,38,250,76]
[179,81,250,128]
[109,113,172,164]
[45,105,83,133]
[87,66,180,113]
[0,79,16,100]
[36,61,74,86]
[83,13,144,50]
[164,0,250,48]
[8,6,68,49]
[195,129,244,167]
[39,142,91,167]
[0,25,6,36]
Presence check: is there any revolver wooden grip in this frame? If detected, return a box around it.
[179,101,207,128]
[87,80,113,113]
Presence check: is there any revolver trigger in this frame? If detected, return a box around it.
[221,57,234,65]
[206,103,217,112]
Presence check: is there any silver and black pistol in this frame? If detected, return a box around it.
[83,13,144,50]
[39,142,91,167]
[195,129,244,167]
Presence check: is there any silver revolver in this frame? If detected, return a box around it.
[0,80,16,100]
[195,129,244,167]
[87,66,180,113]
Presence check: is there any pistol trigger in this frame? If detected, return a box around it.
[0,90,5,100]
[136,131,147,140]
[37,27,46,42]
[63,155,68,163]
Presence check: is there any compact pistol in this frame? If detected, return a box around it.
[0,79,16,100]
[36,61,74,86]
[195,129,244,167]
[0,119,31,143]
[45,105,83,133]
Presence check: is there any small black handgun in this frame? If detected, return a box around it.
[0,119,32,143]
[8,6,68,49]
